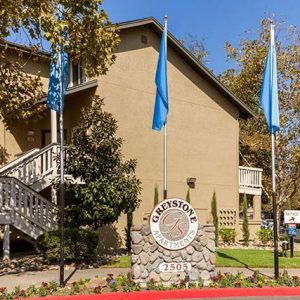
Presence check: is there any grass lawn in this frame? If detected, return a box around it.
[101,255,131,268]
[102,249,300,269]
[216,248,300,268]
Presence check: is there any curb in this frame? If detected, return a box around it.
[29,287,300,300]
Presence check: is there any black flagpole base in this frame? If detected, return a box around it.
[273,191,279,279]
[59,183,65,287]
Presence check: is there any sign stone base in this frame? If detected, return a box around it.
[131,224,215,285]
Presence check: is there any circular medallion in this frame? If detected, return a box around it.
[150,198,198,250]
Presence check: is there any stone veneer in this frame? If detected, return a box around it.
[131,224,215,285]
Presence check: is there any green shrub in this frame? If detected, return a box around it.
[219,228,236,244]
[242,193,250,246]
[125,211,133,252]
[186,188,191,203]
[211,192,219,246]
[154,185,159,206]
[36,228,98,263]
[256,229,273,246]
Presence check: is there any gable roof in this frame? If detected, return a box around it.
[118,17,254,119]
[0,41,49,58]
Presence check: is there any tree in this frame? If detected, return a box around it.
[154,185,159,206]
[220,18,300,213]
[211,191,219,246]
[125,210,133,252]
[242,194,250,246]
[0,0,119,126]
[181,34,208,65]
[186,188,191,203]
[64,96,141,229]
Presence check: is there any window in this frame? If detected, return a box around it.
[69,62,87,87]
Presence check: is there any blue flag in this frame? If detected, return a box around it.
[152,26,168,131]
[260,25,280,134]
[47,6,69,112]
[47,48,69,112]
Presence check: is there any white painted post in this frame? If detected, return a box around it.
[29,194,33,219]
[51,110,58,144]
[0,181,2,206]
[3,224,10,260]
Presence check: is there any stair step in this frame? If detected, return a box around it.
[13,214,44,239]
[0,177,58,240]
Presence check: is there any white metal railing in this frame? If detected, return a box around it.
[0,177,58,232]
[0,143,58,186]
[239,166,263,190]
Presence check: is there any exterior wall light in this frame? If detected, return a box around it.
[187,177,196,189]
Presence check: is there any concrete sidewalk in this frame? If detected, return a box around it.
[1,267,300,291]
[0,267,129,291]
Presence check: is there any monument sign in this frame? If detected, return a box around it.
[131,198,216,285]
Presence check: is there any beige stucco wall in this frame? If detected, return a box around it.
[96,27,240,235]
[0,52,50,161]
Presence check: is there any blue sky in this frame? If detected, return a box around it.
[103,0,300,75]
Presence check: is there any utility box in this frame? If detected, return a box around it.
[282,241,289,251]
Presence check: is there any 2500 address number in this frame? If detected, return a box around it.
[158,262,192,273]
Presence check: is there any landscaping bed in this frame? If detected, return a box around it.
[1,271,300,299]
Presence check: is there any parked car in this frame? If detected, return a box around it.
[261,219,286,234]
[261,219,274,229]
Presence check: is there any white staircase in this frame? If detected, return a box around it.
[0,177,58,237]
[0,143,59,192]
[0,144,60,259]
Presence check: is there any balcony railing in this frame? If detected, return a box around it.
[239,166,263,195]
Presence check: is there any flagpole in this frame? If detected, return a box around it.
[46,5,67,287]
[164,124,167,199]
[270,23,279,280]
[58,46,65,287]
[163,15,168,200]
[152,16,168,197]
[50,111,58,206]
[271,132,279,279]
